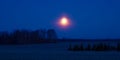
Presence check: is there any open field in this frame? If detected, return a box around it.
[0,42,120,60]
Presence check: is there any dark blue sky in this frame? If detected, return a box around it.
[0,0,120,39]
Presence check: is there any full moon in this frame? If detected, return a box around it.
[56,14,73,29]
[57,16,71,28]
[60,17,69,26]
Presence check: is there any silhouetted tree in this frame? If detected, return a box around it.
[79,43,84,51]
[30,30,41,43]
[0,32,10,44]
[117,43,120,51]
[85,44,91,51]
[11,30,22,44]
[38,29,46,40]
[47,29,57,40]
[92,44,97,51]
[0,29,58,44]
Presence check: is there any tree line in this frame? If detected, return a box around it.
[68,43,120,51]
[0,29,58,44]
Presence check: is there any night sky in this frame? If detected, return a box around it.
[0,0,120,39]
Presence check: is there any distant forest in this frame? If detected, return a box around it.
[0,29,58,44]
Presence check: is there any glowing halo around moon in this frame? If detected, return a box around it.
[60,17,69,26]
[56,15,72,29]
